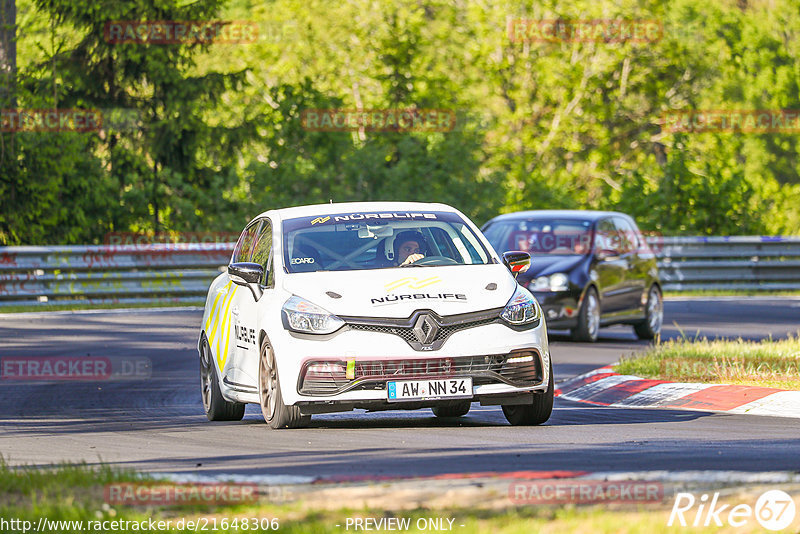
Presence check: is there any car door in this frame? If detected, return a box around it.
[230,218,275,388]
[593,218,628,314]
[613,216,648,312]
[213,220,260,384]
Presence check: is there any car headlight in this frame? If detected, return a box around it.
[529,272,569,292]
[549,272,569,291]
[500,285,541,326]
[282,296,345,334]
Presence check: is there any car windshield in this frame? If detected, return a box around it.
[484,218,593,256]
[282,211,492,272]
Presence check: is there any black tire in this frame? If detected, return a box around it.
[501,369,554,426]
[431,401,471,418]
[571,287,600,342]
[634,285,663,340]
[200,337,245,422]
[259,336,310,429]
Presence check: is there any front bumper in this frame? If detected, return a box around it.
[270,316,550,409]
[531,290,581,329]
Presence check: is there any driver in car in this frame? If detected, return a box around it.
[394,230,429,266]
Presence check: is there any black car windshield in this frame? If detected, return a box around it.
[484,219,593,256]
[282,211,492,272]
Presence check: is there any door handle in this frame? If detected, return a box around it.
[232,306,240,315]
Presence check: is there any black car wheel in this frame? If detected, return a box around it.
[634,285,663,340]
[200,336,245,421]
[501,369,554,426]
[572,287,600,342]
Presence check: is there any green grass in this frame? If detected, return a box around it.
[615,334,800,389]
[0,461,711,533]
[0,300,204,314]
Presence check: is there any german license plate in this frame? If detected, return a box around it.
[387,377,472,402]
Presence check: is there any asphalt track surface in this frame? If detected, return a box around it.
[1,298,799,479]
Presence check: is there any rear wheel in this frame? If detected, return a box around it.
[571,287,600,342]
[259,337,310,429]
[501,370,554,426]
[634,285,663,340]
[200,336,245,421]
[431,401,471,418]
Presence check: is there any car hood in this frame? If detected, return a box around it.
[280,264,516,318]
[528,254,586,277]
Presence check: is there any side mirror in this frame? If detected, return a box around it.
[228,262,264,300]
[502,251,531,278]
[595,249,619,261]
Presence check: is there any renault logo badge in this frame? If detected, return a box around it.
[413,314,439,345]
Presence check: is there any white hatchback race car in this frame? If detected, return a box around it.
[198,202,553,428]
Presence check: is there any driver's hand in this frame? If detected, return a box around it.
[401,253,424,265]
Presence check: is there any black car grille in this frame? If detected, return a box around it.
[348,316,497,347]
[298,352,543,396]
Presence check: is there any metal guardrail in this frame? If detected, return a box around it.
[651,236,800,291]
[0,236,798,307]
[0,244,233,307]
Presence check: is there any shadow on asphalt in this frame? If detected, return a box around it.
[30,434,800,477]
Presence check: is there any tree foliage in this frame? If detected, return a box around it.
[2,0,800,244]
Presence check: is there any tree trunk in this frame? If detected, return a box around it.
[0,0,16,108]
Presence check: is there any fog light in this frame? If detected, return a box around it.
[306,362,346,379]
[507,355,534,364]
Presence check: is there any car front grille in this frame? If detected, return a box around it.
[347,316,498,347]
[340,307,506,351]
[298,351,543,396]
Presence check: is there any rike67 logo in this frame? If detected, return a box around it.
[668,490,796,531]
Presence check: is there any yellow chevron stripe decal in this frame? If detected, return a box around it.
[219,286,238,369]
[216,287,235,367]
[205,285,226,339]
[207,281,232,350]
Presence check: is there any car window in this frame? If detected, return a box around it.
[251,219,274,286]
[483,218,593,256]
[232,220,261,263]
[612,217,638,254]
[282,211,491,273]
[595,218,622,254]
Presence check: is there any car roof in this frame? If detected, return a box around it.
[484,209,629,224]
[254,201,459,222]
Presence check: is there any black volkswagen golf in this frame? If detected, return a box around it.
[482,210,662,342]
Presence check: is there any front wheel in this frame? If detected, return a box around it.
[571,287,600,342]
[502,370,554,426]
[634,285,663,340]
[259,337,310,429]
[200,336,245,421]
